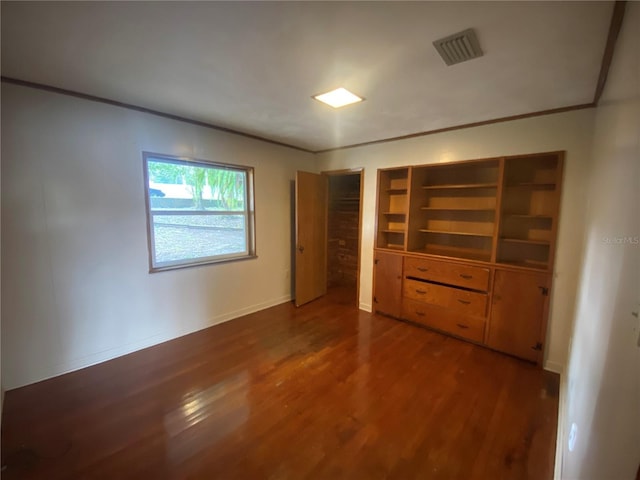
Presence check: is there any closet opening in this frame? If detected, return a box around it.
[325,169,363,306]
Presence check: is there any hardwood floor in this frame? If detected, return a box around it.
[1,288,558,479]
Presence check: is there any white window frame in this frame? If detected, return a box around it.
[142,152,256,272]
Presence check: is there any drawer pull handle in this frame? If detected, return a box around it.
[416,311,426,316]
[415,289,427,295]
[417,267,429,272]
[459,274,473,280]
[457,299,471,305]
[456,323,470,330]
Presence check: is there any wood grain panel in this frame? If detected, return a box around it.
[487,269,551,363]
[295,171,328,306]
[373,251,403,317]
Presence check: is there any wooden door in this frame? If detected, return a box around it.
[295,171,328,306]
[373,251,403,317]
[487,269,551,363]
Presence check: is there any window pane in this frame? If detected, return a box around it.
[144,153,255,271]
[147,160,246,211]
[152,214,247,265]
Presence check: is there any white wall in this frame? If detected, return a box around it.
[561,4,640,479]
[1,83,314,389]
[317,108,596,372]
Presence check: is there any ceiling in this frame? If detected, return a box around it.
[1,1,614,152]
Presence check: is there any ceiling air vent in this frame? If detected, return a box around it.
[433,28,483,66]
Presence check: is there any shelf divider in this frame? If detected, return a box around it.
[422,183,498,190]
[421,207,495,211]
[505,182,556,189]
[500,237,550,246]
[503,214,553,219]
[419,229,493,238]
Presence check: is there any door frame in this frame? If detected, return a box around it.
[322,168,364,307]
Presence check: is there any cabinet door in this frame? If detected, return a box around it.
[373,251,403,317]
[487,269,550,363]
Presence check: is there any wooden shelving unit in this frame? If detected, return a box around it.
[406,159,499,262]
[376,168,410,250]
[374,153,563,269]
[496,153,562,270]
[372,151,564,365]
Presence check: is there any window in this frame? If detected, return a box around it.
[143,152,255,271]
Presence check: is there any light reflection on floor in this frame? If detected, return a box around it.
[164,370,250,464]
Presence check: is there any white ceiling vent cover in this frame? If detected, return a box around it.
[433,28,483,66]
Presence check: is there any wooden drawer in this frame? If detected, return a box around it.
[403,278,488,317]
[448,288,488,317]
[404,256,490,291]
[403,278,448,308]
[402,298,485,343]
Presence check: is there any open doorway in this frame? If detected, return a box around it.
[325,170,363,306]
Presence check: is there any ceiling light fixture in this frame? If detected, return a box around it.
[313,87,364,108]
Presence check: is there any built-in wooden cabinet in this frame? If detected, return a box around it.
[401,255,490,344]
[372,251,403,318]
[373,152,564,364]
[487,269,551,363]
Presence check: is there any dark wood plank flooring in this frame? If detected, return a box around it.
[1,288,558,479]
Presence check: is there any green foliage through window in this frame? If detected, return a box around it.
[143,153,255,271]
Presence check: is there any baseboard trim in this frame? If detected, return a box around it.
[5,294,292,390]
[207,294,292,327]
[359,302,372,312]
[554,371,567,480]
